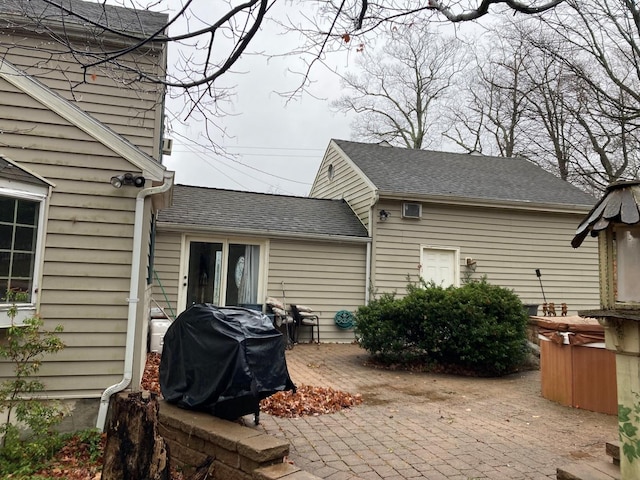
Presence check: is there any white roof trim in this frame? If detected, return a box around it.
[0,58,165,181]
[1,154,56,188]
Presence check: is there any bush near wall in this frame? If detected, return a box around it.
[355,279,528,376]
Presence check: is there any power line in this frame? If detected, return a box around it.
[171,150,319,159]
[171,135,314,187]
[182,144,252,191]
[222,145,325,152]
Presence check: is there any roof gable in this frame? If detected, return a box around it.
[0,58,166,181]
[158,185,369,240]
[0,0,167,37]
[332,139,596,208]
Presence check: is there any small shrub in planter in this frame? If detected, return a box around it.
[355,279,528,376]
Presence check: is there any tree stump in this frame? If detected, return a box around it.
[102,391,170,480]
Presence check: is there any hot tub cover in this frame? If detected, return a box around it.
[160,304,295,420]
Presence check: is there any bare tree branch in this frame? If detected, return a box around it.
[331,25,467,148]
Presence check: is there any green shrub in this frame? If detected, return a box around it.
[355,279,528,376]
[0,290,66,475]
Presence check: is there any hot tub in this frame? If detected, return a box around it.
[534,316,617,415]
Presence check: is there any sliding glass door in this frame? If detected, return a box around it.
[184,239,262,309]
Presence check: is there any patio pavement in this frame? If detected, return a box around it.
[256,343,618,480]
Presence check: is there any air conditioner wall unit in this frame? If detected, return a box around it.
[402,202,422,219]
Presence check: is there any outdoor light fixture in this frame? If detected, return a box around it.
[110,173,146,188]
[465,257,477,271]
[379,209,390,221]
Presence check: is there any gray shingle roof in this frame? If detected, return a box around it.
[158,185,369,239]
[0,0,167,37]
[334,140,596,208]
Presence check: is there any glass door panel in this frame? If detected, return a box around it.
[186,242,223,307]
[226,244,260,306]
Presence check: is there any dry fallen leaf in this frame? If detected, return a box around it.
[261,384,363,418]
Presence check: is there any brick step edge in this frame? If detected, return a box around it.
[606,441,620,466]
[557,460,620,480]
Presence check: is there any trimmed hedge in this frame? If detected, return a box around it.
[354,279,528,376]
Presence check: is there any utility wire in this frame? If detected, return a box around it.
[173,137,314,186]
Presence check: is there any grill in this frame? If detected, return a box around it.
[159,304,295,424]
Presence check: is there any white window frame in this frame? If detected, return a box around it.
[0,182,49,327]
[177,235,267,315]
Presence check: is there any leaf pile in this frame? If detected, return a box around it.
[31,433,106,479]
[142,352,162,394]
[142,353,363,418]
[261,385,363,418]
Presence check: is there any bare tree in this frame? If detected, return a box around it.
[2,0,565,113]
[445,13,640,194]
[532,0,640,191]
[444,30,533,157]
[331,26,467,149]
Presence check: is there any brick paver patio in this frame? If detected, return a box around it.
[257,343,618,480]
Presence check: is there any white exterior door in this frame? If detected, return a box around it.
[421,248,458,287]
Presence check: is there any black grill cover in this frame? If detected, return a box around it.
[159,304,295,420]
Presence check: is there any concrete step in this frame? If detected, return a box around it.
[557,460,620,480]
[606,441,620,466]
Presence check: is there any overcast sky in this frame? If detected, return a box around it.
[156,2,358,197]
[103,1,483,197]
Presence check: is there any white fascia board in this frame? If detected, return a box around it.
[0,58,166,181]
[378,192,593,215]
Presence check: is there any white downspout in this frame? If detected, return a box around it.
[95,173,174,431]
[365,194,378,305]
[365,203,373,305]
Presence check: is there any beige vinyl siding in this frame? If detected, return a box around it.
[372,199,599,315]
[151,232,368,343]
[0,75,154,397]
[152,231,182,318]
[310,143,376,228]
[0,33,164,158]
[267,239,367,343]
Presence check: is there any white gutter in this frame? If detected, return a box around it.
[96,172,174,431]
[365,241,372,305]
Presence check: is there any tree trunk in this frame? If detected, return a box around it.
[102,391,170,480]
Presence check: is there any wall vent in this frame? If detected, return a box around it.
[402,202,422,219]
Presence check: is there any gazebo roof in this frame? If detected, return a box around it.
[572,181,640,248]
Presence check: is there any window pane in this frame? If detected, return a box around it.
[14,226,35,252]
[16,200,38,226]
[0,252,8,276]
[0,197,14,223]
[0,224,12,249]
[616,226,640,302]
[0,196,39,304]
[11,252,34,278]
[0,280,7,300]
[8,278,32,298]
[227,244,260,306]
[186,242,223,307]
